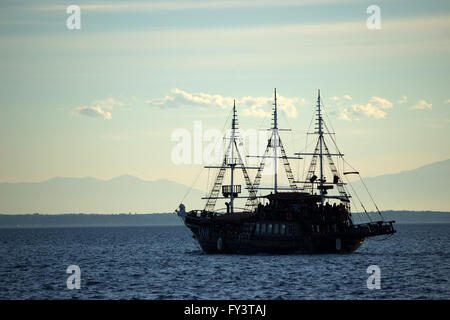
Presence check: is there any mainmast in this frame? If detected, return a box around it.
[317,89,324,205]
[244,88,300,211]
[273,88,278,193]
[230,100,237,213]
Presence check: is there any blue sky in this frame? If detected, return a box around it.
[0,0,449,190]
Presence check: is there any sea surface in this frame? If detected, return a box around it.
[0,224,449,299]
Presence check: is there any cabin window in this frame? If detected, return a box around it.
[281,224,286,234]
[255,223,260,234]
[267,223,273,234]
[261,223,266,234]
[273,224,279,234]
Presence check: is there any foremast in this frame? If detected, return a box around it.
[203,101,256,214]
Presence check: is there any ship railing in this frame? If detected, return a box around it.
[188,210,205,218]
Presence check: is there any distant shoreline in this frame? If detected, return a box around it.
[0,211,449,228]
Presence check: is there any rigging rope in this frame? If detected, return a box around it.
[317,103,385,223]
[342,159,385,222]
[343,172,372,223]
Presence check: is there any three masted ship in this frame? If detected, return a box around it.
[177,89,395,254]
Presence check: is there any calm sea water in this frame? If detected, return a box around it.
[0,224,449,299]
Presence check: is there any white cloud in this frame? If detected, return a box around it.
[92,97,125,110]
[338,107,351,121]
[74,105,112,120]
[343,94,352,101]
[147,88,234,109]
[72,97,126,120]
[351,104,386,119]
[339,96,393,120]
[397,95,408,104]
[242,105,271,118]
[370,96,393,109]
[147,88,301,118]
[410,100,432,110]
[329,94,352,102]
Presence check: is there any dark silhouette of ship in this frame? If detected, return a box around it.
[177,89,395,254]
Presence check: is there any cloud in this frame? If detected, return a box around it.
[339,96,393,120]
[147,88,301,118]
[444,99,450,104]
[72,97,125,119]
[74,105,112,120]
[350,104,386,119]
[410,100,432,110]
[369,96,393,109]
[92,97,125,110]
[342,95,352,101]
[36,0,360,12]
[329,94,352,102]
[397,95,408,104]
[338,107,351,121]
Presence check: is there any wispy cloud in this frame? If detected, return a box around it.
[35,0,358,12]
[72,97,125,120]
[410,100,432,110]
[147,88,302,118]
[3,15,448,69]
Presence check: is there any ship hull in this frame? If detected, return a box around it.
[194,233,364,254]
[183,217,367,254]
[179,202,395,255]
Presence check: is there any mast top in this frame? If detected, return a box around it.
[272,88,278,130]
[232,99,237,130]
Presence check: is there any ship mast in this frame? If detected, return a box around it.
[295,89,350,205]
[244,88,300,211]
[317,89,324,205]
[273,88,278,193]
[230,100,237,213]
[203,101,257,213]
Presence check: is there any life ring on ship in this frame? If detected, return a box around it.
[217,237,224,252]
[286,212,293,221]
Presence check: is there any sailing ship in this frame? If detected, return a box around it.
[177,89,396,254]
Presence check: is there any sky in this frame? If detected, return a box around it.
[0,0,449,193]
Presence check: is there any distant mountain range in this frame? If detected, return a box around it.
[351,158,449,212]
[0,159,448,214]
